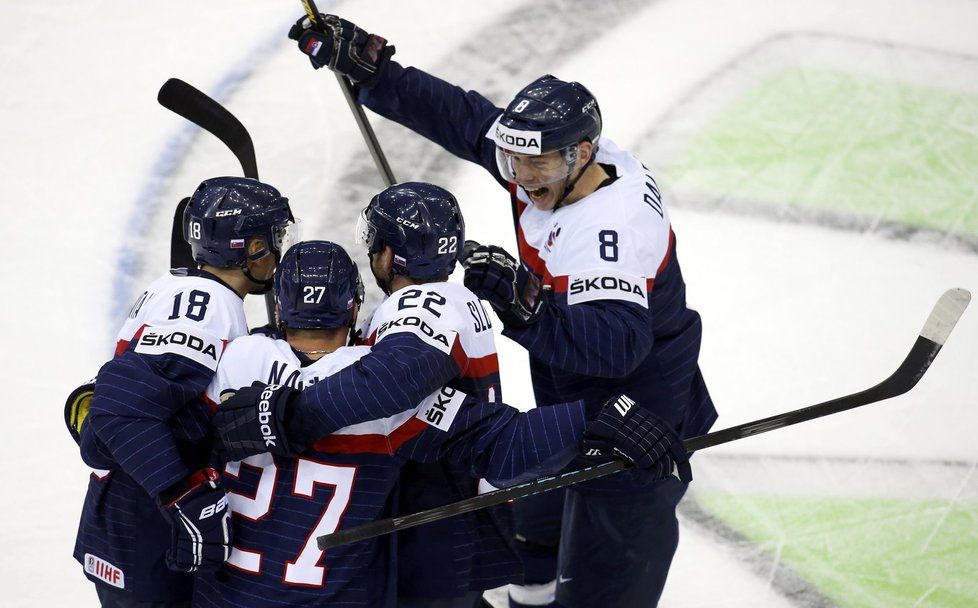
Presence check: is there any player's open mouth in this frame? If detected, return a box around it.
[527,186,549,202]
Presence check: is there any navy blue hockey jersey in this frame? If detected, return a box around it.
[358,281,519,596]
[74,269,247,601]
[358,62,717,491]
[192,337,586,608]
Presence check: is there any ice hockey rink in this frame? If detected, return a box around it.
[2,0,976,606]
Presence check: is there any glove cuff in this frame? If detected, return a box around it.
[159,467,220,507]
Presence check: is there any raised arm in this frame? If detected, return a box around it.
[287,13,506,184]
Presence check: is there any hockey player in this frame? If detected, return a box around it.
[284,14,716,608]
[196,240,686,608]
[71,177,296,607]
[354,183,517,607]
[212,182,690,605]
[217,183,520,607]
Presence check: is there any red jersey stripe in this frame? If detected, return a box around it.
[312,416,428,455]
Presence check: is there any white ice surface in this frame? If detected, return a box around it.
[1,1,976,606]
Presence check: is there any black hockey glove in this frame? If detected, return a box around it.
[64,379,95,445]
[212,382,299,462]
[461,241,545,328]
[583,394,692,483]
[288,13,394,88]
[157,468,231,573]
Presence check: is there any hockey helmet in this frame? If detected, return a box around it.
[356,182,465,279]
[275,241,364,329]
[184,176,296,269]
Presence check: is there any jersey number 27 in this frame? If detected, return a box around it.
[223,453,355,587]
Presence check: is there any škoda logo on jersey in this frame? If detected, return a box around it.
[134,325,222,370]
[566,270,648,308]
[376,315,456,354]
[417,386,467,432]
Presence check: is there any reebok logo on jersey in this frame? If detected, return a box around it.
[85,554,124,589]
[566,270,648,308]
[257,385,280,448]
[417,386,467,432]
[134,325,222,370]
[376,315,456,354]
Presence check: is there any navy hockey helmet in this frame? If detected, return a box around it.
[184,176,296,269]
[493,75,602,189]
[356,182,465,279]
[275,241,364,329]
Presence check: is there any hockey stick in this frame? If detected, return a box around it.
[157,78,276,323]
[317,288,971,550]
[299,0,398,186]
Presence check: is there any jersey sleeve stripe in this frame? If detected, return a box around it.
[312,417,428,455]
[656,228,675,277]
[549,275,655,294]
[201,393,218,415]
[114,323,149,356]
[449,340,500,378]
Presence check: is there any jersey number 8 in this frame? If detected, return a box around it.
[598,230,619,262]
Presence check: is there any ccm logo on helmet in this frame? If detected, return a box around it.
[396,216,421,229]
[215,209,242,217]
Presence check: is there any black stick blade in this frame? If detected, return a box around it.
[170,197,195,269]
[157,78,259,180]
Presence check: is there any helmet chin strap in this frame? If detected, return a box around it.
[242,247,275,294]
[244,268,274,294]
[553,143,597,210]
[369,252,396,296]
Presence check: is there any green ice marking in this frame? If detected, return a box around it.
[697,494,978,607]
[666,68,978,236]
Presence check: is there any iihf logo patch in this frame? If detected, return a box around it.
[544,225,561,252]
[85,553,125,589]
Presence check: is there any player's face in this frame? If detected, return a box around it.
[245,237,278,292]
[369,246,394,295]
[504,151,567,210]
